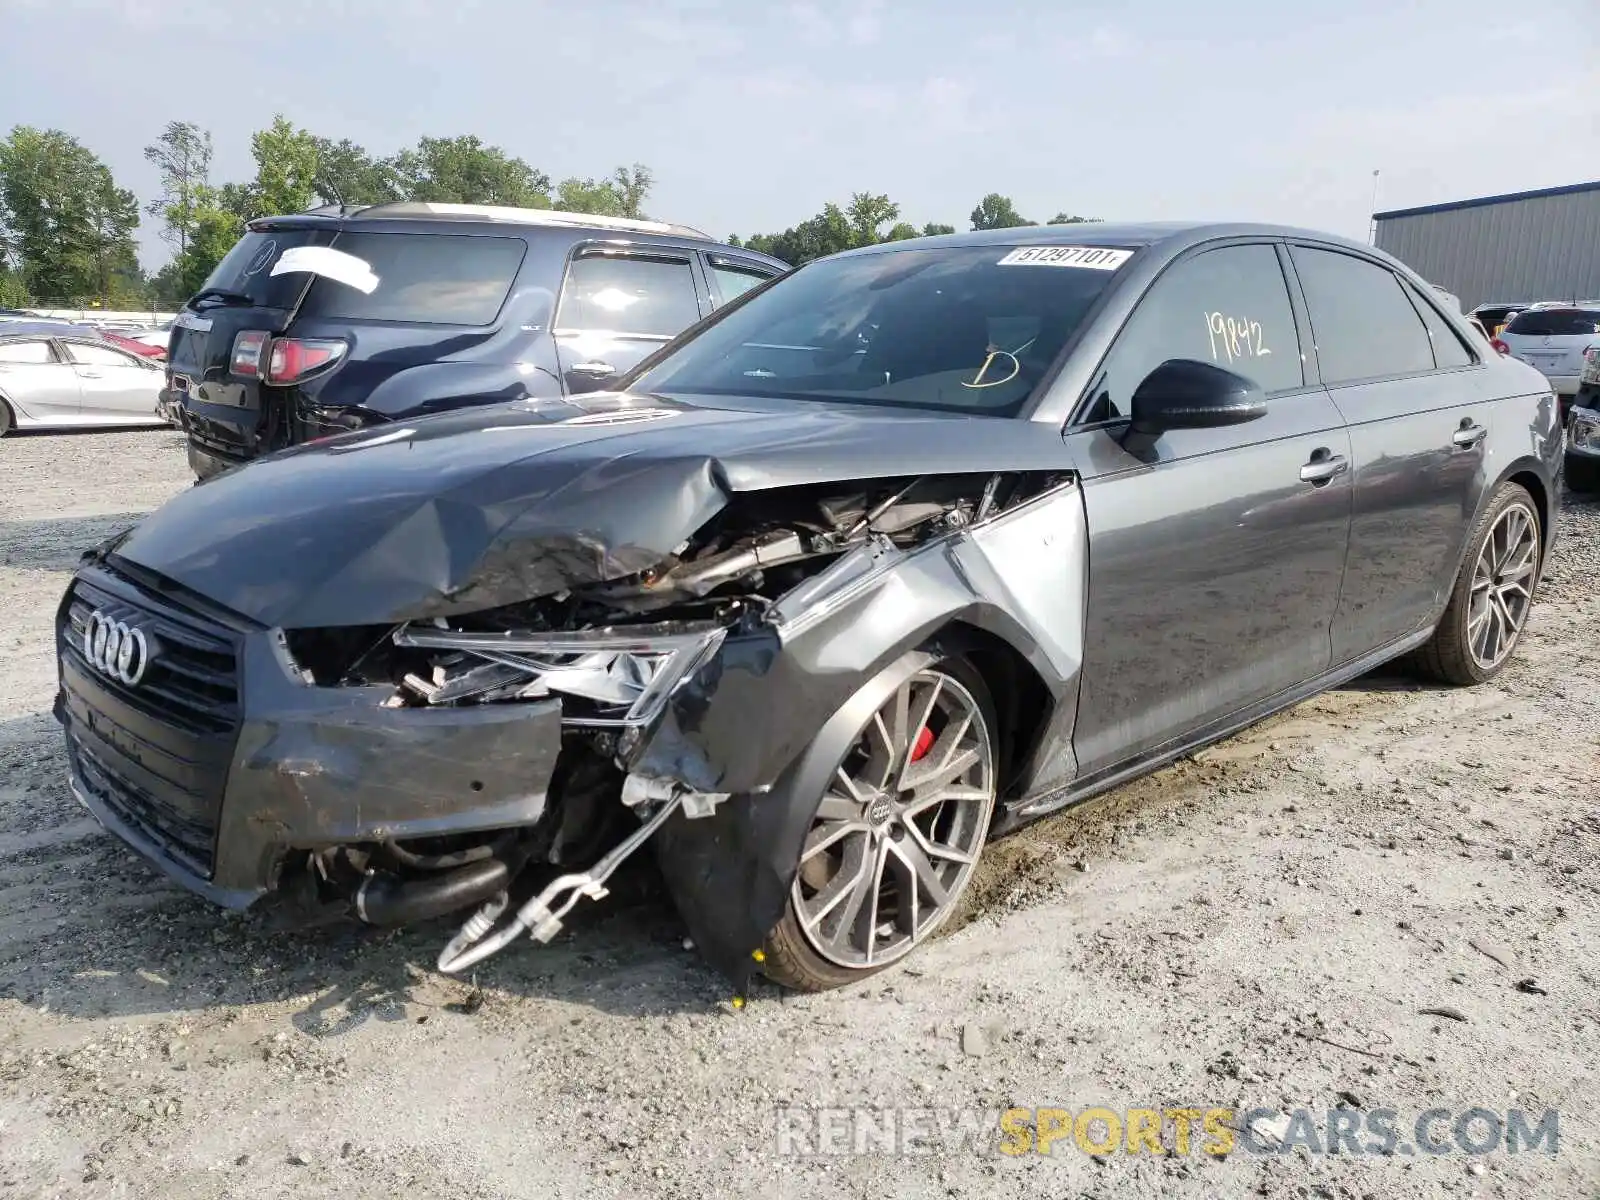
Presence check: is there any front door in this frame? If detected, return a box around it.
[1286,244,1496,663]
[1066,241,1353,777]
[0,338,80,420]
[553,248,708,394]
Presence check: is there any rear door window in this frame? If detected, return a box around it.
[707,257,778,306]
[556,252,703,336]
[1406,286,1476,368]
[294,232,527,326]
[1503,308,1600,337]
[65,342,146,368]
[1290,247,1436,383]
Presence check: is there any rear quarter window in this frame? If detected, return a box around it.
[295,232,527,326]
[1504,309,1600,337]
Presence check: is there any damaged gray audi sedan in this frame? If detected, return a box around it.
[54,222,1563,993]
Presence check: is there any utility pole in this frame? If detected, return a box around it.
[1368,169,1381,245]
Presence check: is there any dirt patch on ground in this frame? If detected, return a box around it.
[2,430,1597,1199]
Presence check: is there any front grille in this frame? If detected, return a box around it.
[64,576,239,734]
[59,571,242,877]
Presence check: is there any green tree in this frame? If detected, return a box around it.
[311,137,400,207]
[168,184,245,298]
[1048,212,1093,225]
[884,222,922,241]
[388,135,551,206]
[143,121,212,262]
[845,192,899,245]
[969,193,1034,230]
[249,115,319,217]
[84,172,143,303]
[0,126,142,302]
[921,222,957,236]
[608,163,652,219]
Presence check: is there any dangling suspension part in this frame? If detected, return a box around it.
[436,790,686,975]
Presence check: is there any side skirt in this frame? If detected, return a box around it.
[997,625,1434,831]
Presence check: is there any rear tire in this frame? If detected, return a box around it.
[760,654,998,992]
[0,398,13,437]
[1564,454,1600,494]
[1413,482,1541,686]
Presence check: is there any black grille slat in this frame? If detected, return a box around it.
[64,579,240,733]
[60,569,243,878]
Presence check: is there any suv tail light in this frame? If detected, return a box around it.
[1491,337,1510,356]
[229,330,269,377]
[265,338,348,386]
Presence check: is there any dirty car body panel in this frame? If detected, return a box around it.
[55,222,1562,990]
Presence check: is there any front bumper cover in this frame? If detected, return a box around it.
[55,563,563,904]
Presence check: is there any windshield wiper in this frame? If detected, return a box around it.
[189,287,256,307]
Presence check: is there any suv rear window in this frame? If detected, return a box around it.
[295,232,526,326]
[1504,308,1600,337]
[197,230,336,309]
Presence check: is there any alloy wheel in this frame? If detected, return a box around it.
[1467,501,1539,671]
[791,668,995,969]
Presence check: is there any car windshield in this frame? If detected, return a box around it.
[627,243,1132,417]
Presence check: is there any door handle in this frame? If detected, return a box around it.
[1452,422,1488,449]
[1300,452,1348,485]
[79,370,103,379]
[570,361,616,377]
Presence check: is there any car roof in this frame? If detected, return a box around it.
[825,220,1381,260]
[249,204,789,271]
[0,320,101,339]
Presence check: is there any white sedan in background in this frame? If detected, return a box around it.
[0,322,167,436]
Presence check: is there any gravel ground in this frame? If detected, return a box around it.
[1,429,1596,1200]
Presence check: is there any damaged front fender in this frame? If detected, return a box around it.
[643,479,1089,987]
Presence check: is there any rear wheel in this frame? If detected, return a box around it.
[760,656,997,992]
[0,398,13,437]
[1414,482,1541,686]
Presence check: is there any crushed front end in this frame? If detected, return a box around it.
[55,468,1085,991]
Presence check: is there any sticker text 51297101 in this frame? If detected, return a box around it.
[997,246,1132,271]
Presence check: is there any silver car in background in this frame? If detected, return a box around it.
[0,322,166,437]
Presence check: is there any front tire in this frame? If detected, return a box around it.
[1414,482,1541,686]
[0,398,13,437]
[760,655,998,992]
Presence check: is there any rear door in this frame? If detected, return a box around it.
[63,340,162,422]
[1286,243,1491,664]
[0,338,80,421]
[553,247,707,393]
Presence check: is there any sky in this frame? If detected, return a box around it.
[2,0,1597,272]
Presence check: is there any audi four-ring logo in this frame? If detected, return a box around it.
[84,611,152,685]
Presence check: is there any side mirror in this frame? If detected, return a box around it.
[1128,359,1269,435]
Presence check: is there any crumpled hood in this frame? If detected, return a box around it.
[113,392,1070,628]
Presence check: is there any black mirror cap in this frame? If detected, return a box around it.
[1129,358,1269,433]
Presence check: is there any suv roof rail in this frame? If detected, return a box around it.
[345,202,711,240]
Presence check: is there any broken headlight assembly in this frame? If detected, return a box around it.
[390,618,729,728]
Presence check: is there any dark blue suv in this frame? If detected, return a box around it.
[167,203,787,479]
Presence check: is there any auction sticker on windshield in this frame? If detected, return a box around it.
[997,246,1132,270]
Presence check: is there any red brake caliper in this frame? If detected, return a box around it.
[910,726,935,763]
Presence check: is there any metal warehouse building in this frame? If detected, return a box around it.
[1373,180,1600,310]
